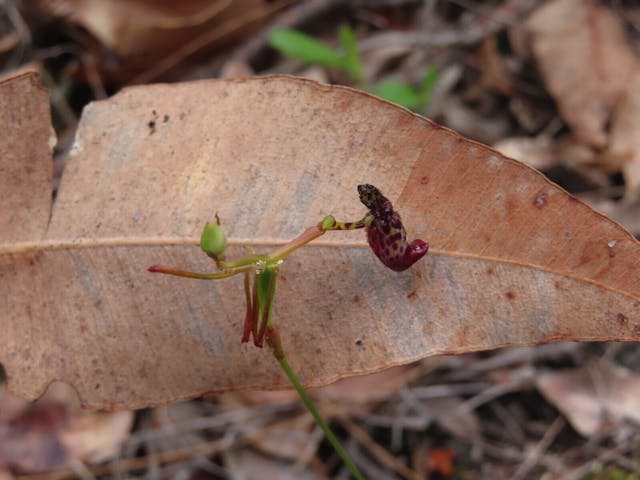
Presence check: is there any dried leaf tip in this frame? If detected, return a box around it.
[357,184,428,272]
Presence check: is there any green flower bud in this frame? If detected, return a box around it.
[200,221,227,258]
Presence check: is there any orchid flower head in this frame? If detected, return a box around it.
[357,184,428,272]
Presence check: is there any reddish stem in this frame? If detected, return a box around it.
[241,272,254,343]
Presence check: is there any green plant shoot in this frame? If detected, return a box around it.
[268,25,438,110]
[371,66,439,110]
[268,24,363,85]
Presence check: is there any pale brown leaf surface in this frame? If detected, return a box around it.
[610,67,640,201]
[0,72,53,243]
[536,364,640,436]
[526,0,639,148]
[2,76,640,410]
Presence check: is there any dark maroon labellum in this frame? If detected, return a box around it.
[357,184,429,271]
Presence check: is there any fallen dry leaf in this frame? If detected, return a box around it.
[610,67,640,201]
[2,73,640,410]
[240,410,317,461]
[27,0,271,58]
[218,390,317,461]
[25,0,289,84]
[0,72,53,243]
[414,396,481,440]
[526,0,638,148]
[316,365,419,404]
[494,136,557,171]
[536,363,640,436]
[494,135,612,186]
[0,382,133,474]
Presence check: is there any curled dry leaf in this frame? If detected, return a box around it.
[527,0,640,201]
[526,0,639,148]
[28,0,272,58]
[1,73,640,410]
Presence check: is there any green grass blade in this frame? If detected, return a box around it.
[418,66,439,106]
[338,24,363,85]
[268,28,344,68]
[371,79,423,109]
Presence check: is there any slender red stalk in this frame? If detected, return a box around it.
[241,272,254,343]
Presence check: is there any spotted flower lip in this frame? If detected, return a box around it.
[357,184,429,271]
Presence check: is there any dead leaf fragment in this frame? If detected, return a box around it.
[527,0,638,148]
[0,383,133,474]
[29,0,260,58]
[2,76,640,410]
[536,364,640,436]
[610,67,640,202]
[426,448,456,477]
[317,366,417,404]
[494,136,557,171]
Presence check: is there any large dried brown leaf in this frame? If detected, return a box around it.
[1,76,640,410]
[527,0,639,148]
[0,72,53,242]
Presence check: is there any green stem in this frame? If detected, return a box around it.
[268,225,325,262]
[276,356,364,480]
[148,265,244,279]
[267,215,372,263]
[220,254,268,269]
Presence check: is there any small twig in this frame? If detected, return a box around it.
[3,0,31,67]
[512,416,565,480]
[355,411,431,430]
[557,443,634,480]
[446,343,579,381]
[488,402,526,444]
[457,367,534,413]
[342,418,422,480]
[124,403,293,449]
[359,0,539,52]
[292,424,326,474]
[16,436,246,480]
[409,381,490,399]
[81,53,107,100]
[0,30,18,54]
